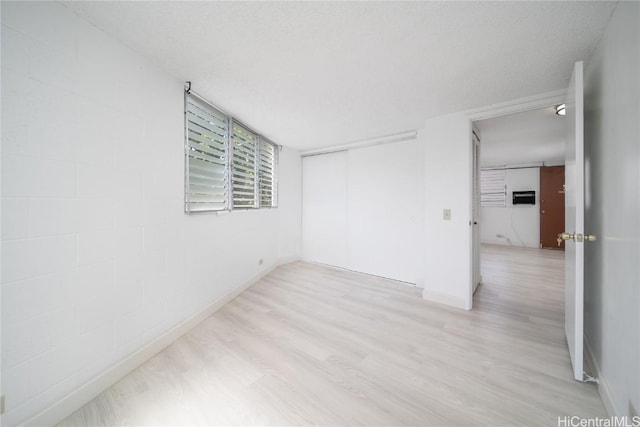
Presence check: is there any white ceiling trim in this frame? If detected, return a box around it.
[481,161,544,171]
[300,130,417,157]
[482,160,566,170]
[466,89,567,121]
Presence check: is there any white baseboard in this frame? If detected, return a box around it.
[422,289,469,310]
[584,336,618,416]
[300,259,418,288]
[21,259,294,427]
[278,255,301,266]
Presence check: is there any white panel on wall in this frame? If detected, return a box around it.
[347,140,424,284]
[480,167,540,248]
[302,151,348,268]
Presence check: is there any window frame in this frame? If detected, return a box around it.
[184,89,279,214]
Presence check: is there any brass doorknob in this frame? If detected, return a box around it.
[557,232,597,243]
[558,232,575,241]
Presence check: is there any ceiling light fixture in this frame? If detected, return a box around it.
[555,104,566,116]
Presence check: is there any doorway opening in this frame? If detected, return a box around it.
[471,105,566,309]
[468,63,586,383]
[474,106,566,251]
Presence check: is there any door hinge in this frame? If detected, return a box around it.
[0,395,5,414]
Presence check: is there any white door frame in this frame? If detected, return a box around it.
[464,89,566,309]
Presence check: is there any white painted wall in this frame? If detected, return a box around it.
[277,147,303,262]
[302,139,425,284]
[0,3,301,425]
[583,1,639,417]
[480,167,540,248]
[422,114,472,309]
[0,4,3,424]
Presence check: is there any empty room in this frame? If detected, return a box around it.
[1,1,638,426]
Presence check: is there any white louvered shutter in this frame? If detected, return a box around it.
[480,169,506,207]
[232,122,258,209]
[185,94,229,212]
[258,139,277,207]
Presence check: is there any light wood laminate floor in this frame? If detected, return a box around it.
[59,245,605,426]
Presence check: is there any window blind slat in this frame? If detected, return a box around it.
[233,145,256,158]
[187,202,228,212]
[188,150,226,168]
[186,115,225,139]
[480,169,506,207]
[189,183,227,193]
[187,193,228,203]
[189,156,226,175]
[187,98,227,128]
[189,175,226,189]
[187,131,226,154]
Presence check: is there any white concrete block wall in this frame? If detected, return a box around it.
[0,2,301,425]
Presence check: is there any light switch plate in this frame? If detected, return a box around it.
[443,209,451,220]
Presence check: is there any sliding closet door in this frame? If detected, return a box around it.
[347,140,424,283]
[302,151,348,268]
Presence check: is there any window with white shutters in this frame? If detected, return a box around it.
[480,169,506,207]
[231,122,258,209]
[258,139,277,208]
[184,88,279,213]
[185,94,229,212]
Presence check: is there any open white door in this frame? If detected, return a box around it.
[562,61,593,381]
[472,130,481,295]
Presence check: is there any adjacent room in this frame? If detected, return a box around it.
[472,105,568,319]
[476,106,566,250]
[1,1,638,426]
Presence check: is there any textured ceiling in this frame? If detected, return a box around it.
[476,106,566,168]
[62,1,616,151]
